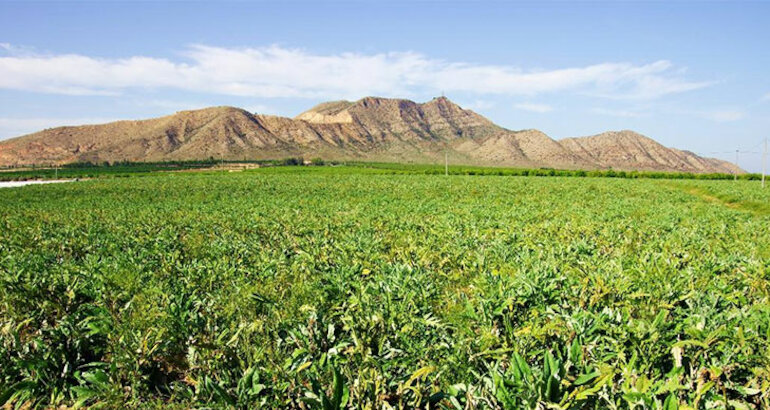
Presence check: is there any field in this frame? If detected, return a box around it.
[1,168,769,408]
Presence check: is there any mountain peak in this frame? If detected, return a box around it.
[355,96,401,105]
[173,105,251,116]
[421,96,465,111]
[295,96,476,128]
[296,96,470,124]
[593,129,651,140]
[423,95,455,105]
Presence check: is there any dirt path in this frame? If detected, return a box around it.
[661,182,769,216]
[0,180,74,189]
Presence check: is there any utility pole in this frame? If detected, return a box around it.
[445,150,448,176]
[763,137,767,188]
[54,163,58,179]
[734,150,739,181]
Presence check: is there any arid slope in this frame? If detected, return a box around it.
[559,131,741,174]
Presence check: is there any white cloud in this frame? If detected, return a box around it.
[704,110,746,122]
[462,99,495,112]
[143,99,212,111]
[0,117,122,140]
[141,99,277,114]
[514,103,553,113]
[0,44,710,100]
[591,108,643,118]
[244,104,278,115]
[761,92,770,101]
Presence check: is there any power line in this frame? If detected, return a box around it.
[680,138,766,184]
[746,139,766,150]
[700,138,767,155]
[701,150,760,155]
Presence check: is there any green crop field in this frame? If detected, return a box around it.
[1,169,768,408]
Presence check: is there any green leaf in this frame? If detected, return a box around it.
[734,385,760,396]
[332,366,344,409]
[663,393,678,410]
[0,382,35,406]
[82,370,109,386]
[71,386,97,409]
[574,370,600,386]
[569,338,583,365]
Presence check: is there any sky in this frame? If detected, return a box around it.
[0,0,768,171]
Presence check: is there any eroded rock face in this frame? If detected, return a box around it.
[295,101,354,124]
[0,98,743,173]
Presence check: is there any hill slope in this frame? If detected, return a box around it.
[559,131,741,174]
[0,97,742,173]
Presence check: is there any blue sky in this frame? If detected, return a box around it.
[1,1,768,171]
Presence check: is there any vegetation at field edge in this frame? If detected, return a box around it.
[0,159,764,182]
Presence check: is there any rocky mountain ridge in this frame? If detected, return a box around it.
[0,96,742,174]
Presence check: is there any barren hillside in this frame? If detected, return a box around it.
[559,130,742,174]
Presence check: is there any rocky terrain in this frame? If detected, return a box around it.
[0,96,742,173]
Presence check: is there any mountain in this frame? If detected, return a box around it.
[559,130,740,174]
[0,96,742,173]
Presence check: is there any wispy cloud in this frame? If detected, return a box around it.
[141,99,277,115]
[462,99,495,112]
[244,104,278,115]
[514,103,553,113]
[0,117,122,140]
[703,110,746,122]
[0,44,710,100]
[143,100,212,111]
[591,108,643,118]
[762,92,770,102]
